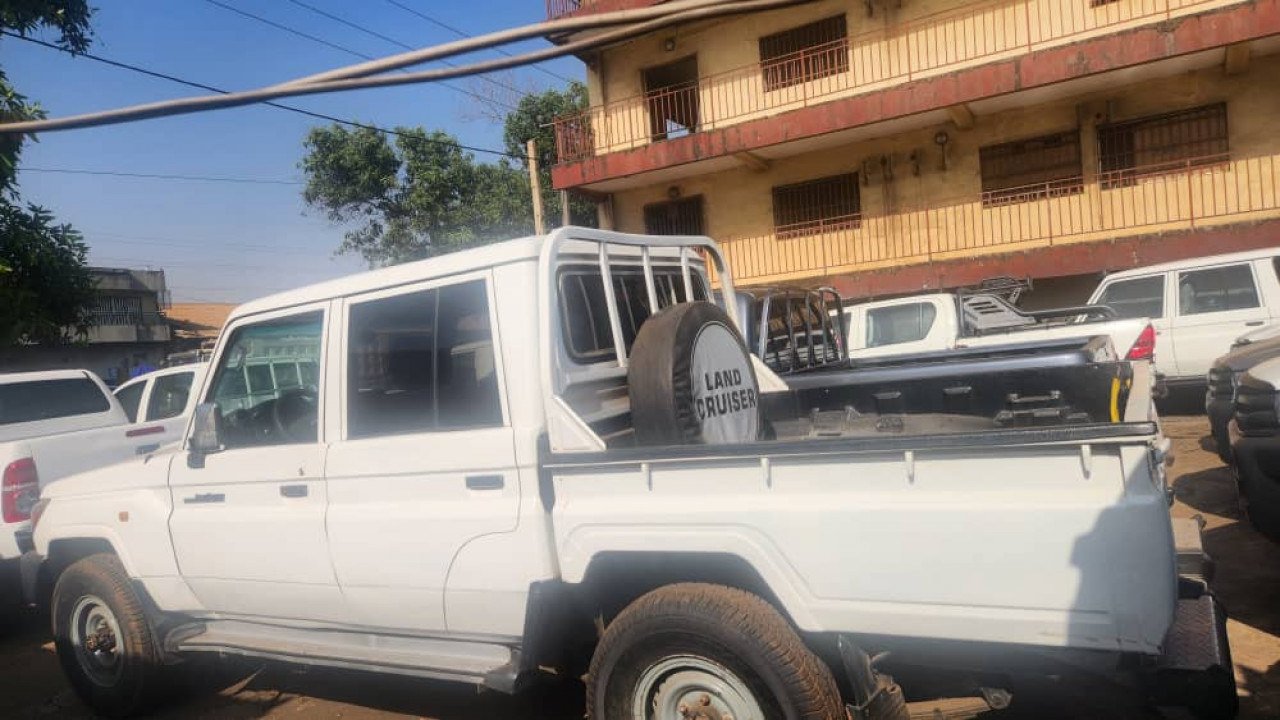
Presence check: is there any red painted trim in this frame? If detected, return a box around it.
[553,0,1280,189]
[818,220,1280,300]
[125,425,165,438]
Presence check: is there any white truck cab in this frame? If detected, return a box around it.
[31,229,1235,720]
[1089,248,1280,385]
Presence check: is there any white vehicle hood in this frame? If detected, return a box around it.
[40,446,177,500]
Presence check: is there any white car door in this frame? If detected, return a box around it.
[1092,273,1172,375]
[135,369,198,452]
[846,298,946,359]
[325,274,519,633]
[1171,262,1271,380]
[167,304,343,622]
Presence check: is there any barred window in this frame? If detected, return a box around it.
[1098,103,1229,188]
[92,295,144,325]
[979,130,1083,207]
[760,16,849,92]
[772,173,860,238]
[643,196,704,236]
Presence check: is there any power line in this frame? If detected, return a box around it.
[283,0,528,98]
[382,0,574,84]
[0,0,809,133]
[203,0,517,111]
[22,166,302,185]
[1,31,519,159]
[90,231,330,256]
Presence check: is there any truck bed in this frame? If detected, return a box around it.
[763,335,1129,435]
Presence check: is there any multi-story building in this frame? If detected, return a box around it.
[0,267,172,384]
[546,0,1280,305]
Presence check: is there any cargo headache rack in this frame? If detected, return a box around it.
[538,227,748,453]
[735,285,848,376]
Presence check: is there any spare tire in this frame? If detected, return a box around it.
[629,301,760,446]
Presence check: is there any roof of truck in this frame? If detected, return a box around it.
[0,369,99,386]
[231,235,545,321]
[1101,248,1279,280]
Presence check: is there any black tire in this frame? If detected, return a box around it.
[587,583,844,720]
[629,301,760,446]
[51,553,166,718]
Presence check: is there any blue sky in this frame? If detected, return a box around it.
[1,0,584,303]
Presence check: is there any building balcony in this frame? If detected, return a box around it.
[705,152,1280,290]
[546,0,661,20]
[85,312,172,344]
[552,0,1274,189]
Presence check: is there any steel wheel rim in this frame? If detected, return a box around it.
[632,654,766,720]
[70,594,124,687]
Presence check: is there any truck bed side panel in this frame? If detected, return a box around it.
[549,437,1173,655]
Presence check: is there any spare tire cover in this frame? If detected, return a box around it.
[629,301,760,446]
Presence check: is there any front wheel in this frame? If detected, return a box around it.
[587,583,844,720]
[52,553,166,718]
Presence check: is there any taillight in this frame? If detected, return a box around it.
[1126,324,1156,361]
[2,458,39,524]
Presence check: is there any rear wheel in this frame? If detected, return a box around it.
[587,582,844,720]
[52,553,166,718]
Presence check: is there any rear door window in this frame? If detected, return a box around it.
[1097,276,1165,319]
[866,302,937,348]
[145,371,195,421]
[1178,264,1259,315]
[114,382,145,423]
[0,378,111,425]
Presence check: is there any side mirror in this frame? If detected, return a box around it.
[187,403,223,469]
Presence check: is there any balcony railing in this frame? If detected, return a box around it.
[546,0,659,20]
[554,0,1236,164]
[707,153,1280,285]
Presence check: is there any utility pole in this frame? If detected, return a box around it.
[527,139,545,235]
[560,189,571,227]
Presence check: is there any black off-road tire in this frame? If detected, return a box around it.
[587,582,844,720]
[52,553,167,718]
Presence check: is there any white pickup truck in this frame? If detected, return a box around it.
[31,229,1233,720]
[838,288,1154,366]
[1,367,205,620]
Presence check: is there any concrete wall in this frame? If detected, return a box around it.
[0,343,168,387]
[607,52,1280,285]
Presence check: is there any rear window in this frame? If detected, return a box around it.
[560,266,709,364]
[0,378,111,425]
[866,302,938,348]
[1097,275,1164,319]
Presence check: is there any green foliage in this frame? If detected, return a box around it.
[301,125,535,266]
[0,0,97,346]
[301,82,598,267]
[502,80,595,226]
[0,203,93,344]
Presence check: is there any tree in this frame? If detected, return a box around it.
[0,0,97,346]
[301,125,534,266]
[502,80,597,227]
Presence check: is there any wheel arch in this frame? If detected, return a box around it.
[521,550,821,682]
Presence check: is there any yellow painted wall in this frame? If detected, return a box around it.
[608,53,1280,284]
[572,0,1248,157]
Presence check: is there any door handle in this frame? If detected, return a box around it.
[1245,320,1265,326]
[183,493,225,504]
[465,474,504,491]
[135,443,160,455]
[280,484,309,498]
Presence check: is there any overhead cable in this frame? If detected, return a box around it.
[22,166,302,184]
[382,0,575,84]
[0,0,812,134]
[202,0,516,110]
[1,31,520,158]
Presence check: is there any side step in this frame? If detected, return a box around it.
[170,619,513,685]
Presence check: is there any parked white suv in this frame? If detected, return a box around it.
[1088,248,1280,386]
[31,229,1234,719]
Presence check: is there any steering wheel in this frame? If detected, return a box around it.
[271,388,318,442]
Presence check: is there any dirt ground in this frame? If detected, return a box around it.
[0,414,1276,720]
